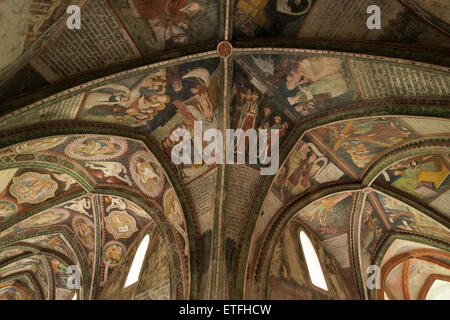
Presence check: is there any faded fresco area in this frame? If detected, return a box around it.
[408,0,450,24]
[0,0,77,72]
[134,223,170,299]
[268,219,352,299]
[0,278,38,300]
[293,192,353,240]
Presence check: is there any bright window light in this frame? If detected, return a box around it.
[124,235,149,288]
[299,231,328,291]
[426,280,450,300]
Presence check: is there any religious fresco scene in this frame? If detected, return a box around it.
[375,154,450,216]
[0,0,448,302]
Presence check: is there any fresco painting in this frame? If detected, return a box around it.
[99,195,159,289]
[376,192,450,241]
[377,154,450,202]
[98,240,137,299]
[110,0,219,53]
[233,0,315,38]
[317,243,353,299]
[0,280,37,300]
[103,242,126,268]
[232,0,448,49]
[410,0,450,24]
[0,256,44,280]
[314,118,416,171]
[130,151,165,198]
[407,259,450,299]
[9,172,58,204]
[105,211,138,240]
[72,215,95,250]
[0,0,447,302]
[64,137,128,161]
[0,248,25,262]
[294,192,353,240]
[24,234,78,263]
[80,59,220,129]
[14,136,67,154]
[62,196,94,218]
[17,208,70,229]
[272,137,346,202]
[384,263,405,299]
[231,55,357,143]
[76,59,221,182]
[269,226,314,300]
[360,198,387,281]
[0,195,95,251]
[164,189,188,255]
[268,220,351,299]
[124,199,152,220]
[0,199,19,223]
[50,258,70,289]
[0,168,82,219]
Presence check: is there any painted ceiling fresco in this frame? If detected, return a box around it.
[0,0,448,301]
[0,134,189,299]
[0,0,220,97]
[0,277,38,300]
[270,186,450,300]
[0,0,448,104]
[252,116,449,272]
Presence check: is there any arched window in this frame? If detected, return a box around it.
[299,231,328,291]
[124,234,150,288]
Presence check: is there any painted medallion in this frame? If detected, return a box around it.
[130,151,165,198]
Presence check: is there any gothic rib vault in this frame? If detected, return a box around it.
[0,0,449,300]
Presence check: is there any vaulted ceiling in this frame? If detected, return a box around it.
[0,0,448,300]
